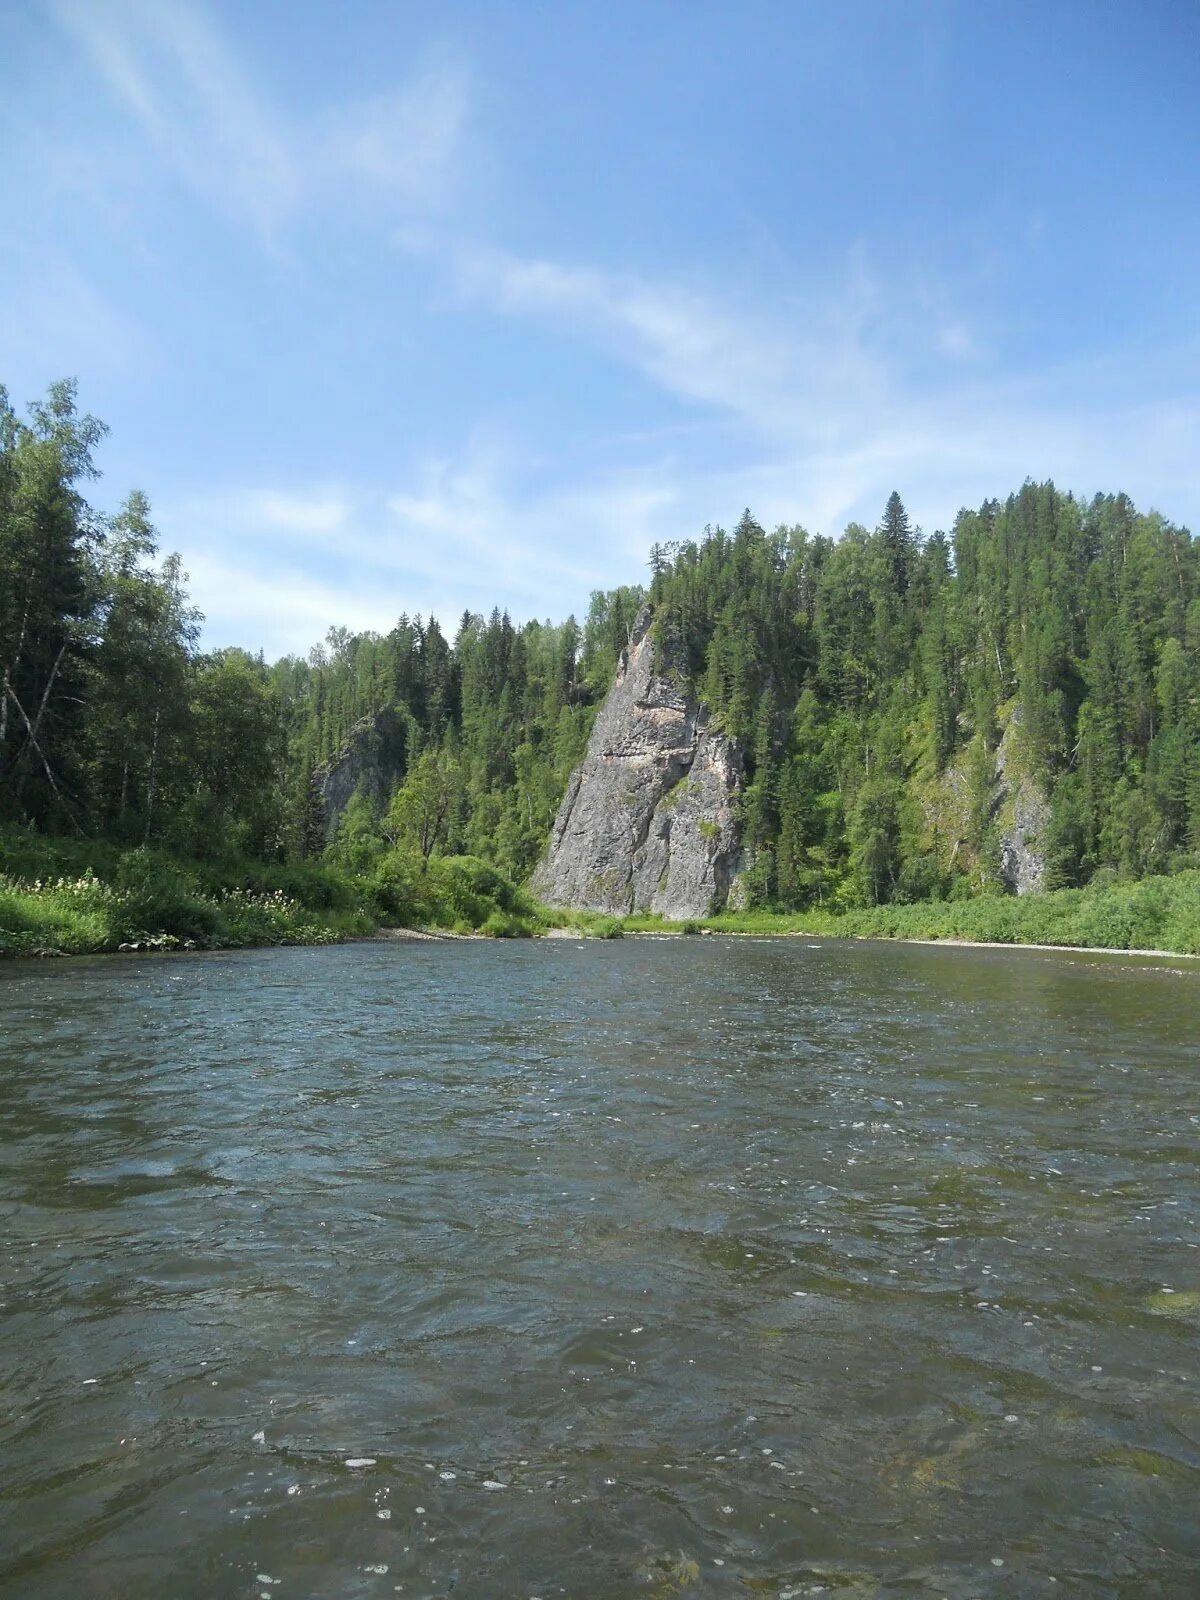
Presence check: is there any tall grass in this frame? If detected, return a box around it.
[601,870,1200,954]
[0,831,544,956]
[0,833,372,957]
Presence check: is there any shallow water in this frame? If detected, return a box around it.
[0,937,1197,1598]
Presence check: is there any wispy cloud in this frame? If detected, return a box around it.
[180,550,394,658]
[0,255,155,383]
[446,245,797,423]
[317,58,469,210]
[248,490,353,537]
[383,449,672,601]
[49,0,299,239]
[399,229,1200,538]
[403,232,876,443]
[49,0,470,241]
[159,445,677,654]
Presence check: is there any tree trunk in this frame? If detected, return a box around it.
[143,706,160,845]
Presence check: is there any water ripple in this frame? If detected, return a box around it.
[1,938,1196,1597]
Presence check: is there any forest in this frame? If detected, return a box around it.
[646,486,1199,905]
[2,379,1198,952]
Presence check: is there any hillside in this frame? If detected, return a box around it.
[2,383,1198,925]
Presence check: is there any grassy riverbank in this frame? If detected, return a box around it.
[0,831,542,956]
[0,834,369,956]
[4,828,1199,958]
[613,869,1200,955]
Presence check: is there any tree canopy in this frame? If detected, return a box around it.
[3,381,1197,911]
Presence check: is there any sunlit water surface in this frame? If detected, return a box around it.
[1,937,1197,1599]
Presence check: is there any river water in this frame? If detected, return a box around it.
[1,937,1197,1598]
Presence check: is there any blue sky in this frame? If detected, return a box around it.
[3,1,1198,658]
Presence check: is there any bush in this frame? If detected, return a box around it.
[369,851,540,936]
[544,908,627,937]
[198,856,363,913]
[0,831,364,955]
[111,851,222,943]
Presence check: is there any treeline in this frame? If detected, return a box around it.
[0,380,642,880]
[3,379,1198,916]
[270,584,644,878]
[1,382,284,855]
[648,490,1199,905]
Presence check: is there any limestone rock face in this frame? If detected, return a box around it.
[995,706,1050,895]
[531,609,745,918]
[314,707,409,843]
[999,780,1050,895]
[922,701,1050,896]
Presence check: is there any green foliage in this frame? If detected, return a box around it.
[0,830,372,956]
[2,378,1198,950]
[548,909,625,937]
[327,786,386,873]
[696,869,1200,955]
[848,778,902,905]
[0,381,108,829]
[385,747,460,862]
[370,851,540,936]
[644,484,1198,906]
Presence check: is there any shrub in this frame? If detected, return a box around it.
[0,835,360,956]
[370,850,539,935]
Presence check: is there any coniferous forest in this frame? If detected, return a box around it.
[2,380,1199,952]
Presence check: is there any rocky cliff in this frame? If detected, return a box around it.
[995,705,1050,895]
[531,609,745,918]
[925,701,1050,895]
[314,707,409,843]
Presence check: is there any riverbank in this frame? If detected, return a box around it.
[0,861,371,958]
[665,931,1199,962]
[4,829,1199,960]
[579,868,1200,957]
[0,832,540,957]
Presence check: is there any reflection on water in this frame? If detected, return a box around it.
[1,938,1197,1598]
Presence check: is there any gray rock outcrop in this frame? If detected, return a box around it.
[923,701,1051,895]
[314,707,409,843]
[531,608,745,918]
[995,705,1050,895]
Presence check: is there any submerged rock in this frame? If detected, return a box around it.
[531,608,745,918]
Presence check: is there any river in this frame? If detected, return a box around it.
[1,938,1196,1598]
